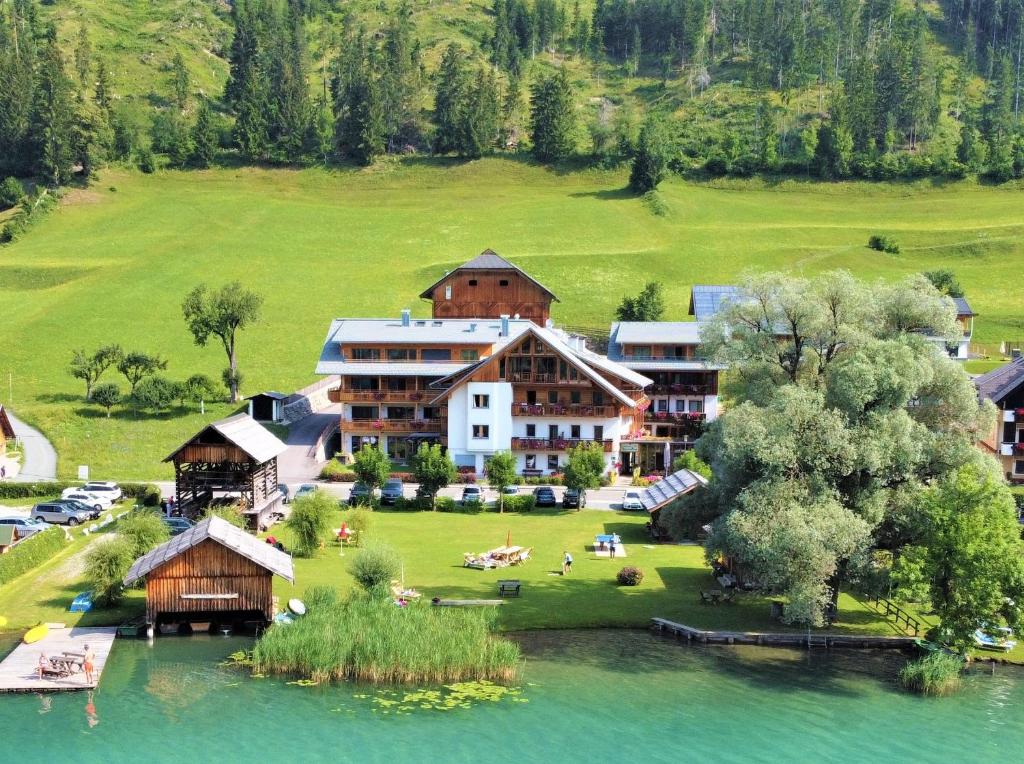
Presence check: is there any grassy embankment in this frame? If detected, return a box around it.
[1,162,1022,479]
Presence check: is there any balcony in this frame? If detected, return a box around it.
[645,411,706,423]
[510,437,614,453]
[511,403,617,418]
[343,418,445,433]
[650,384,716,396]
[505,372,589,385]
[328,388,429,404]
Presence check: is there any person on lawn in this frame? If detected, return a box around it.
[562,551,573,575]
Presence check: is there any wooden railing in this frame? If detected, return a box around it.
[650,384,716,395]
[869,595,923,636]
[343,418,445,432]
[645,411,706,424]
[511,403,617,418]
[328,389,429,403]
[505,372,589,385]
[510,437,614,452]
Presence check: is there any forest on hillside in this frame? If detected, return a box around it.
[2,0,1024,208]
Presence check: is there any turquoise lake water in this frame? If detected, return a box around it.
[0,629,1021,763]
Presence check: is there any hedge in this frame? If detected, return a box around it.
[496,495,536,513]
[0,527,68,586]
[120,483,162,507]
[0,481,76,499]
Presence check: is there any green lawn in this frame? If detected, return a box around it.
[2,161,1024,478]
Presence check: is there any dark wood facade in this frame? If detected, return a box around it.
[143,539,274,624]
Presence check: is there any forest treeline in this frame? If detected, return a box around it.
[3,0,1024,189]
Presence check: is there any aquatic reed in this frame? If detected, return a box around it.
[899,652,963,696]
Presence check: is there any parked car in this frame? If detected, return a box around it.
[502,485,520,495]
[61,491,113,513]
[621,491,644,511]
[380,479,404,505]
[533,487,557,507]
[30,502,92,526]
[461,486,484,506]
[163,517,195,536]
[81,481,122,502]
[348,482,376,506]
[293,484,317,501]
[0,516,51,538]
[55,499,102,520]
[562,487,587,509]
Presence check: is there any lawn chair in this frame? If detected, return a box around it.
[513,547,532,565]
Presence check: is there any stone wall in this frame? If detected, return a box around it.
[281,377,336,425]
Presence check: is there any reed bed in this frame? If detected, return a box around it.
[252,595,521,685]
[899,652,964,696]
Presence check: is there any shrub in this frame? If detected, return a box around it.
[0,481,77,499]
[138,147,156,173]
[500,494,536,513]
[868,234,900,254]
[899,653,963,696]
[118,510,171,557]
[346,508,373,545]
[121,482,162,507]
[388,472,414,482]
[303,585,339,610]
[204,505,247,528]
[319,461,356,482]
[0,527,67,586]
[616,566,645,586]
[348,543,401,595]
[85,536,136,606]
[0,176,25,209]
[434,496,457,513]
[286,490,335,557]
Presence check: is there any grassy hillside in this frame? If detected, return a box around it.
[0,159,1022,479]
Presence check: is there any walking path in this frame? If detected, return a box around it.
[0,626,117,692]
[5,410,57,482]
[277,404,340,483]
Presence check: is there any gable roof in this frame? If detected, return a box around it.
[974,357,1024,404]
[0,405,13,440]
[428,324,650,408]
[637,468,709,513]
[123,515,294,585]
[952,296,975,317]
[418,249,559,301]
[164,413,287,464]
[245,391,288,401]
[689,285,740,321]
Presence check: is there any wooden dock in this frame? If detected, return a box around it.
[0,626,118,693]
[651,618,917,650]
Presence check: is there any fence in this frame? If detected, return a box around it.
[869,595,923,636]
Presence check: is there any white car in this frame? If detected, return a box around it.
[0,516,51,538]
[621,491,644,511]
[61,490,113,512]
[81,481,122,502]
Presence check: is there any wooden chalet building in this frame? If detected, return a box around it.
[0,405,14,455]
[419,250,558,326]
[165,414,286,529]
[975,356,1024,483]
[123,515,294,630]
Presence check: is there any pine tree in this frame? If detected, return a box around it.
[190,99,217,168]
[32,28,75,186]
[234,63,270,162]
[460,67,500,158]
[74,24,91,87]
[171,51,190,111]
[529,68,576,162]
[434,44,467,153]
[349,73,386,165]
[629,114,670,192]
[94,59,113,114]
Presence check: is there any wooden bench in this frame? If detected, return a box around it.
[497,579,521,598]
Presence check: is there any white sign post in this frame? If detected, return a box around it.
[77,465,89,481]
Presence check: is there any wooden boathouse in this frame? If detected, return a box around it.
[165,413,286,530]
[123,515,294,630]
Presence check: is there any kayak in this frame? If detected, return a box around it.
[23,624,49,644]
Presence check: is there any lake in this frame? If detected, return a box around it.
[0,629,1020,763]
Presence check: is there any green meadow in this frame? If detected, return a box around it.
[1,159,1023,478]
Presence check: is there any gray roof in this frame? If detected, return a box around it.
[123,515,294,585]
[245,391,288,401]
[952,296,975,317]
[165,413,287,464]
[611,321,705,346]
[689,285,740,321]
[638,468,709,512]
[974,357,1024,404]
[418,249,559,300]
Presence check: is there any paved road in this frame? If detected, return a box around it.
[6,410,57,482]
[276,404,341,483]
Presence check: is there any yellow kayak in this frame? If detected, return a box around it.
[23,624,48,644]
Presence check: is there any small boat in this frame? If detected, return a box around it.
[23,624,49,644]
[69,591,93,613]
[973,626,1017,652]
[287,598,306,616]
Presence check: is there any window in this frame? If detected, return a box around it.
[675,399,686,412]
[689,399,704,413]
[632,345,652,359]
[350,376,377,391]
[351,405,379,420]
[422,348,452,361]
[473,394,490,409]
[432,321,443,327]
[570,425,581,439]
[387,377,407,391]
[526,424,536,437]
[548,391,558,404]
[387,348,414,361]
[593,391,604,406]
[593,425,603,441]
[1015,460,1024,475]
[499,279,509,286]
[673,346,686,359]
[387,406,414,420]
[547,455,559,470]
[473,424,489,439]
[468,279,478,286]
[445,285,452,300]
[656,399,668,413]
[525,454,537,469]
[535,342,545,354]
[461,349,479,361]
[350,348,381,361]
[570,391,581,404]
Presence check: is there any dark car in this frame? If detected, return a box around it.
[348,482,375,506]
[380,479,404,505]
[163,517,195,536]
[562,488,586,509]
[55,498,102,520]
[533,486,557,507]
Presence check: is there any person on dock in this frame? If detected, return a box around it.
[562,551,573,575]
[36,653,50,680]
[82,644,95,684]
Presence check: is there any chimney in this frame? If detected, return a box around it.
[469,323,477,333]
[500,314,510,336]
[401,309,411,327]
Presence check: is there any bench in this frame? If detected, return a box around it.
[497,579,521,598]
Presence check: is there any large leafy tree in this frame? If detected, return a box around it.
[352,445,391,503]
[117,351,167,396]
[685,271,995,626]
[412,442,457,510]
[485,451,517,512]
[68,344,123,400]
[563,442,606,501]
[181,282,263,402]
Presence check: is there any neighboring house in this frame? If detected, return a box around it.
[0,405,14,455]
[418,249,559,326]
[607,320,723,474]
[975,356,1024,483]
[946,297,976,361]
[245,391,288,423]
[688,285,740,322]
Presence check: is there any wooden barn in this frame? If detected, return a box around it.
[0,405,14,455]
[123,515,294,629]
[165,413,287,529]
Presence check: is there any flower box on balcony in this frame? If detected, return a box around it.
[372,392,386,401]
[1015,443,1024,454]
[373,420,384,430]
[669,384,683,393]
[555,440,568,450]
[655,412,668,420]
